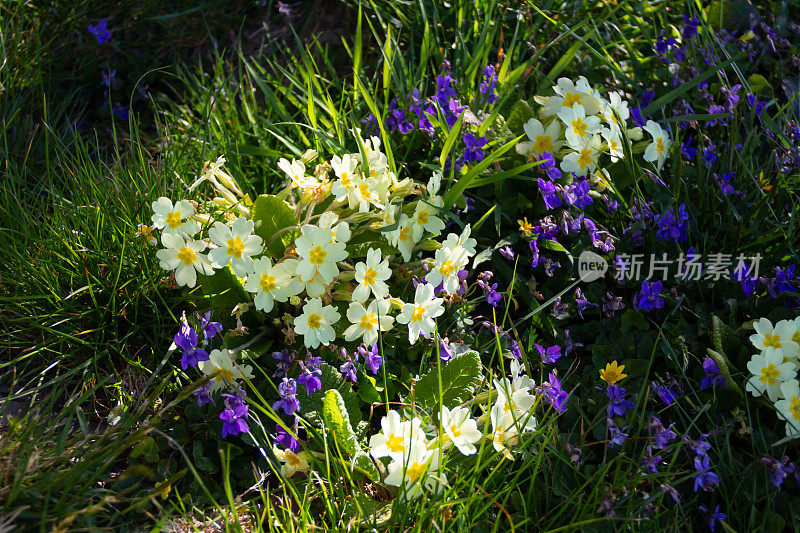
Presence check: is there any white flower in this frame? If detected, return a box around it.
[412,199,445,240]
[440,406,482,455]
[151,197,199,235]
[352,173,385,212]
[293,297,340,348]
[278,158,318,190]
[199,349,255,392]
[560,134,601,175]
[156,233,214,288]
[441,225,477,258]
[375,203,397,229]
[244,257,302,312]
[353,248,392,302]
[490,364,538,459]
[557,104,602,148]
[775,380,800,438]
[343,299,394,345]
[749,318,800,355]
[369,410,427,460]
[295,224,349,287]
[425,246,468,294]
[516,118,564,159]
[541,76,601,116]
[318,211,351,243]
[643,120,671,170]
[601,92,630,129]
[384,441,447,499]
[273,445,311,477]
[589,168,613,192]
[427,171,443,197]
[745,347,797,402]
[396,283,445,344]
[388,214,417,262]
[330,154,359,201]
[601,126,624,162]
[207,217,263,277]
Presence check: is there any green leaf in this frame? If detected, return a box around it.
[192,441,216,473]
[706,348,744,397]
[199,264,249,318]
[505,99,535,134]
[345,230,398,259]
[407,350,483,410]
[351,451,380,482]
[711,315,738,358]
[322,389,358,457]
[252,194,298,258]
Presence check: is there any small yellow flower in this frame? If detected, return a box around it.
[599,360,627,384]
[518,217,534,235]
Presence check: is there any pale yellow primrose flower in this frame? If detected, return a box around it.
[440,405,483,456]
[643,120,671,171]
[557,103,602,148]
[295,224,348,287]
[750,317,800,355]
[369,410,427,461]
[272,445,311,477]
[199,348,254,393]
[352,247,391,302]
[156,233,214,288]
[343,298,394,345]
[383,441,447,499]
[151,197,199,236]
[745,347,797,402]
[775,380,800,438]
[293,297,340,349]
[207,217,263,277]
[516,118,564,160]
[396,283,445,344]
[244,257,302,312]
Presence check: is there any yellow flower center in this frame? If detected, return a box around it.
[760,363,781,385]
[578,148,593,169]
[166,211,182,230]
[534,135,554,153]
[450,424,462,438]
[359,313,377,330]
[341,172,351,187]
[406,462,427,482]
[309,246,327,266]
[416,210,429,226]
[571,118,588,137]
[562,93,582,107]
[363,267,377,286]
[214,367,235,383]
[792,331,800,344]
[439,260,455,277]
[226,236,246,258]
[359,182,372,199]
[399,226,412,242]
[386,433,404,453]
[609,138,619,152]
[656,137,665,155]
[763,333,782,349]
[177,246,196,266]
[260,274,276,292]
[411,305,426,322]
[307,313,322,330]
[790,397,800,420]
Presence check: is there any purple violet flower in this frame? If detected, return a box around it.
[220,392,249,438]
[273,378,301,416]
[535,344,562,364]
[700,357,727,389]
[606,385,634,417]
[88,19,112,44]
[462,132,488,163]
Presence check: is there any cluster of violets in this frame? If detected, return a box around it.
[368,62,500,171]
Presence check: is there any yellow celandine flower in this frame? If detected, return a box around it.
[518,217,534,235]
[599,361,627,384]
